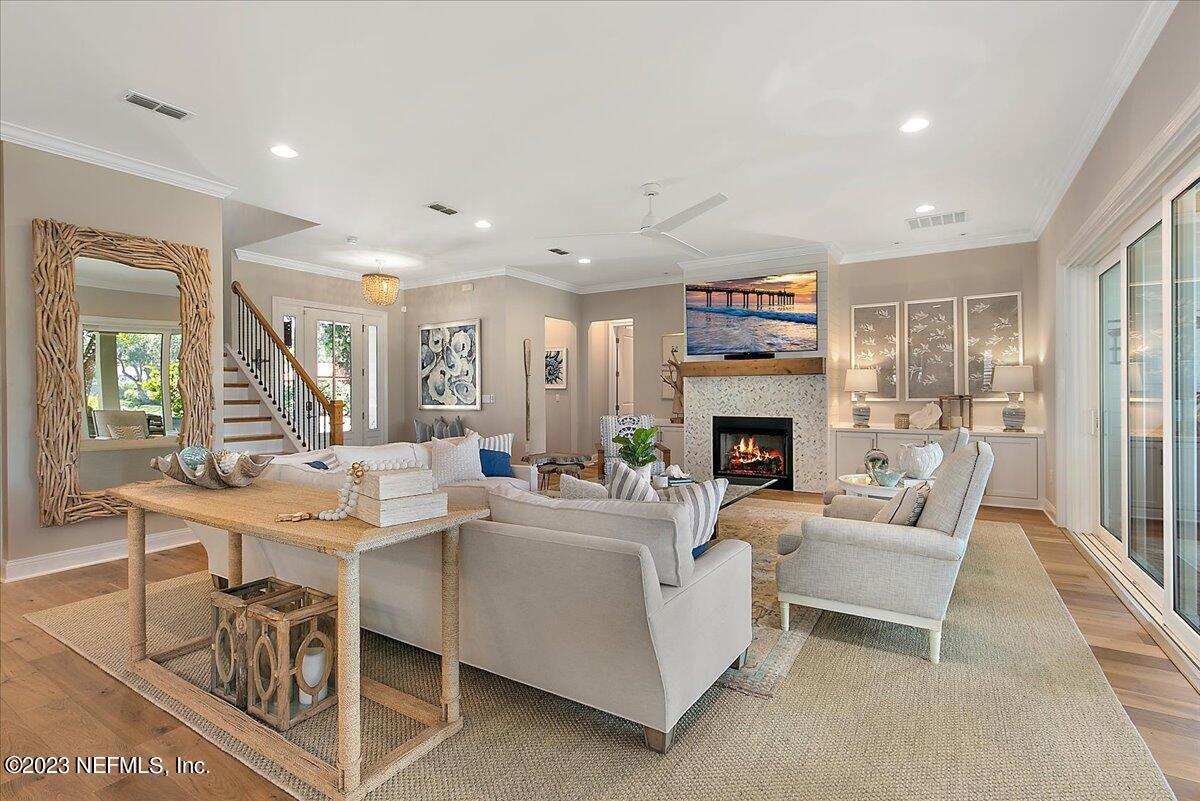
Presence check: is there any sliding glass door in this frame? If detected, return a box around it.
[1169,176,1199,647]
[1098,261,1124,549]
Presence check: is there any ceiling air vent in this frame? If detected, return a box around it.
[906,210,967,231]
[548,248,570,256]
[426,203,459,216]
[123,90,192,120]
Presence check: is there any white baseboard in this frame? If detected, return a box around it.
[1043,499,1059,526]
[0,528,197,582]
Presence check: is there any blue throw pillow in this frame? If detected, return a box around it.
[479,448,514,478]
[305,460,330,470]
[692,541,711,559]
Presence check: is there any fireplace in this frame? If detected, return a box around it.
[712,415,793,491]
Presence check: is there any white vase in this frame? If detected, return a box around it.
[635,464,653,483]
[895,442,943,480]
[298,647,329,706]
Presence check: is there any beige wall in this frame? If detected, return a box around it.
[1,142,223,563]
[544,316,578,452]
[827,242,1041,429]
[231,256,406,442]
[1035,1,1200,508]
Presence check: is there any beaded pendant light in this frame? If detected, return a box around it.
[361,259,399,306]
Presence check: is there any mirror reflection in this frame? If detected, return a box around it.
[77,257,183,489]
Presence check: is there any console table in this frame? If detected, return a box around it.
[109,478,489,801]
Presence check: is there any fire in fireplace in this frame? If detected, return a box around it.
[712,415,793,490]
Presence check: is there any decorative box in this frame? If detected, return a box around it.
[894,413,910,430]
[210,576,299,709]
[244,587,338,731]
[353,467,447,527]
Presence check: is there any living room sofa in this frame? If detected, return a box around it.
[190,441,752,752]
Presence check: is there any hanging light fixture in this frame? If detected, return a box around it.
[361,259,399,306]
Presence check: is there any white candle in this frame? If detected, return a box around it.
[298,647,329,706]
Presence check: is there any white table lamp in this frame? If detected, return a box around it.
[845,368,879,428]
[992,365,1035,431]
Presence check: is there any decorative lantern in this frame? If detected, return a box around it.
[361,259,399,306]
[244,586,339,731]
[210,577,299,708]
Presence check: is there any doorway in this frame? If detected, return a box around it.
[607,319,634,416]
[273,298,388,446]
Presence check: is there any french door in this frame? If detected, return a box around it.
[275,300,387,446]
[1092,162,1200,658]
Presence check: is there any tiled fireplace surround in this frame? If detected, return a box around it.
[683,374,828,492]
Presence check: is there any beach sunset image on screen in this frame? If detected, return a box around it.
[685,272,818,355]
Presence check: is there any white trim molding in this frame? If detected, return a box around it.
[233,248,363,281]
[0,121,236,198]
[1031,0,1178,237]
[839,230,1037,265]
[0,528,197,582]
[678,244,831,276]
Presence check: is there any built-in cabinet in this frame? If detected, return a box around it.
[830,424,1046,509]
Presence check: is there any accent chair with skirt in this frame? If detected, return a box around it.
[777,440,994,663]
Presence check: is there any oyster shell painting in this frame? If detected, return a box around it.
[419,318,481,410]
[151,450,274,489]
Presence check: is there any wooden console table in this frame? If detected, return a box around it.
[109,478,489,801]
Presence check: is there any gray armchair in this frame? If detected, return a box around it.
[778,440,994,663]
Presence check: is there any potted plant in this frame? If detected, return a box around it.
[612,426,658,482]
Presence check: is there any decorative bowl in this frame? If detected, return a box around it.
[151,450,274,489]
[872,468,907,487]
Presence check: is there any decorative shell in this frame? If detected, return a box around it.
[151,450,274,489]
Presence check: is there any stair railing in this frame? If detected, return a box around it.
[231,281,343,450]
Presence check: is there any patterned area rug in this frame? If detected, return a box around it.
[28,505,1175,801]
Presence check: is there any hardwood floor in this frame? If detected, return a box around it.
[1,498,1197,800]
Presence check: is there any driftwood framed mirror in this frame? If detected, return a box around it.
[33,219,215,526]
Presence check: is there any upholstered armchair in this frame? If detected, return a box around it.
[778,441,994,663]
[822,427,970,505]
[596,414,670,482]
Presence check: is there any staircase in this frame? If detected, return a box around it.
[226,282,343,453]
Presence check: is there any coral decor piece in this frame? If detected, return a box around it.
[152,451,273,489]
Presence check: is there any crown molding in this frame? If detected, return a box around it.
[575,274,683,294]
[677,243,830,275]
[838,230,1037,264]
[504,266,581,293]
[1029,0,1176,237]
[233,248,362,281]
[399,267,509,291]
[1057,83,1200,268]
[0,121,236,199]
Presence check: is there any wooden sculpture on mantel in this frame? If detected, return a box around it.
[660,353,685,423]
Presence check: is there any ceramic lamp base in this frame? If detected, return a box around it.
[1002,393,1026,432]
[852,398,871,428]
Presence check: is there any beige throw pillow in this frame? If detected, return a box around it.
[429,432,485,485]
[559,473,608,500]
[872,482,930,526]
[107,424,146,440]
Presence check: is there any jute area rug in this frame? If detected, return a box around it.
[27,499,1175,801]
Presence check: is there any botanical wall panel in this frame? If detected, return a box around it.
[963,292,1024,400]
[850,302,900,400]
[904,297,958,400]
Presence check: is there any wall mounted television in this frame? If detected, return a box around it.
[684,271,818,357]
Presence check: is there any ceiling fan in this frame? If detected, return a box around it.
[543,182,728,257]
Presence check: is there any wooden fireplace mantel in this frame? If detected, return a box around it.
[680,357,825,378]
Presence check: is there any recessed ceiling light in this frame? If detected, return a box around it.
[577,258,591,265]
[270,144,298,158]
[474,219,492,229]
[900,117,929,134]
[914,203,936,214]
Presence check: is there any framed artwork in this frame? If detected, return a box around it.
[545,347,567,389]
[963,292,1024,400]
[850,303,900,400]
[419,318,481,410]
[661,333,684,399]
[904,298,958,400]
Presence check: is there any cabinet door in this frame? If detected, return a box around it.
[982,436,1039,499]
[835,431,877,477]
[876,432,932,466]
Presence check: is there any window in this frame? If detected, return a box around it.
[1171,178,1200,634]
[82,321,181,437]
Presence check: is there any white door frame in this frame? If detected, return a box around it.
[271,296,389,446]
[606,318,633,416]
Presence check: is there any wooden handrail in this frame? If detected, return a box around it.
[230,281,343,446]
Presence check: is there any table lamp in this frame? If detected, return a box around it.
[845,368,879,428]
[992,365,1035,431]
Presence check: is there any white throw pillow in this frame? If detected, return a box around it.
[559,473,608,500]
[665,478,728,549]
[465,428,514,455]
[607,461,659,502]
[429,432,485,485]
[872,482,931,526]
[107,424,146,439]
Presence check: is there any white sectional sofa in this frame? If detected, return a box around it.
[191,441,752,752]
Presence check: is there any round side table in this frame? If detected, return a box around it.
[837,474,930,500]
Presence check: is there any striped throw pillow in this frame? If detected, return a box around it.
[607,461,659,502]
[872,482,930,526]
[465,429,514,455]
[666,478,728,549]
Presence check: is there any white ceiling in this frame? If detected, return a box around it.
[0,1,1169,290]
[75,257,180,296]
